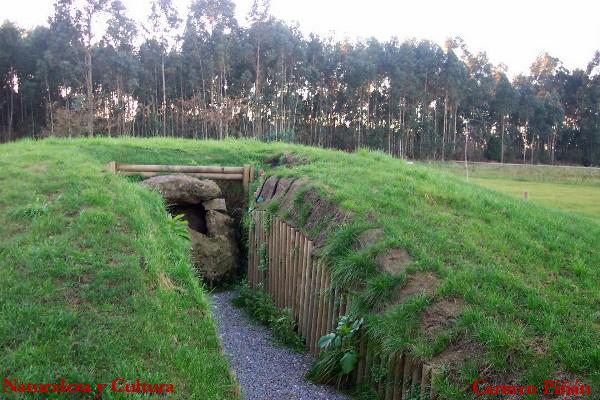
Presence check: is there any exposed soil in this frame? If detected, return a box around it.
[395,272,440,304]
[255,176,349,249]
[376,248,413,275]
[419,297,464,338]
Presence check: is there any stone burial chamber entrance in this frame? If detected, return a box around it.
[141,174,240,284]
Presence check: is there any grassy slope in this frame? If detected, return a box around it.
[0,140,236,399]
[427,162,600,223]
[2,138,599,398]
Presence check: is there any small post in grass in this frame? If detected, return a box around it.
[523,190,529,201]
[242,164,250,195]
[106,161,117,173]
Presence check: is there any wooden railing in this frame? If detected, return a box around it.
[106,161,255,194]
[247,210,439,400]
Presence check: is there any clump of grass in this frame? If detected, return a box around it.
[233,281,305,352]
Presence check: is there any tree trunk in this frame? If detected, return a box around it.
[162,54,167,137]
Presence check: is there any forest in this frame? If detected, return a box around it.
[0,0,599,165]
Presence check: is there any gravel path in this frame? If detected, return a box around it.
[211,291,348,400]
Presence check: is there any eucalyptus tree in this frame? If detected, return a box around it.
[147,0,181,136]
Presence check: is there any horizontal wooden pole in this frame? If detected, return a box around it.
[120,171,243,180]
[116,163,244,174]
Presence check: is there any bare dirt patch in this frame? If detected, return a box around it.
[377,248,413,275]
[420,298,464,338]
[430,337,485,370]
[396,272,440,303]
[355,228,384,250]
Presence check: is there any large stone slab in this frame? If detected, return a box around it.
[141,175,222,204]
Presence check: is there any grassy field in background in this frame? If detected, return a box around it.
[427,161,600,223]
[1,138,599,399]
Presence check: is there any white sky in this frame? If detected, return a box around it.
[4,0,600,76]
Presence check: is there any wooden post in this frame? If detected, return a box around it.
[306,254,318,351]
[243,164,250,196]
[385,353,395,400]
[430,368,440,400]
[268,214,275,296]
[285,224,296,309]
[365,344,373,385]
[401,355,412,396]
[248,212,256,288]
[273,219,280,304]
[293,231,301,320]
[411,360,422,394]
[357,333,367,384]
[420,365,432,399]
[392,353,405,400]
[300,239,312,337]
[279,220,286,307]
[106,161,117,172]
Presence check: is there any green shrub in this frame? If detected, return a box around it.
[233,281,305,352]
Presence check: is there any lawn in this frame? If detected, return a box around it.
[426,161,600,224]
[1,138,599,399]
[471,178,600,223]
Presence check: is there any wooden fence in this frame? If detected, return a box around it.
[106,161,255,194]
[248,210,439,399]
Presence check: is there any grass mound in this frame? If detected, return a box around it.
[0,141,236,399]
[1,137,599,398]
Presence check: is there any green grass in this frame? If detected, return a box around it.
[426,161,600,223]
[0,140,237,399]
[2,138,599,398]
[471,178,600,223]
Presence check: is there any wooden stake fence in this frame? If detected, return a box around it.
[248,210,438,399]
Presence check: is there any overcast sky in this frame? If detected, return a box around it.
[4,0,600,76]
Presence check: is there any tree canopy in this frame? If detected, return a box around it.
[1,0,599,165]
